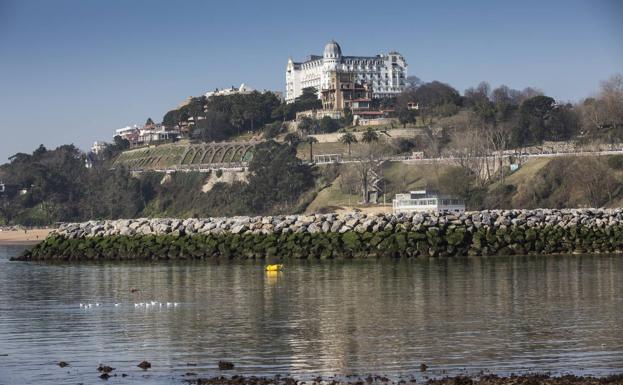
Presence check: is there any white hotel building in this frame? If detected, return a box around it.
[285,40,407,103]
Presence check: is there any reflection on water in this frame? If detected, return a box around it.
[0,244,622,384]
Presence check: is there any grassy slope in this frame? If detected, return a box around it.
[305,161,457,213]
[306,155,623,213]
[488,155,623,208]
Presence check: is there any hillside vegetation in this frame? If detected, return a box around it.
[304,155,623,213]
[2,141,623,226]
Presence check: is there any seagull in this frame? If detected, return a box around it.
[114,303,120,307]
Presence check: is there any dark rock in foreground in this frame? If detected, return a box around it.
[12,209,623,261]
[183,374,623,385]
[218,361,235,370]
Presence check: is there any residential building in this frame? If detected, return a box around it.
[393,190,465,214]
[205,83,255,98]
[115,125,141,141]
[286,40,407,103]
[136,125,181,146]
[320,71,372,112]
[113,123,180,148]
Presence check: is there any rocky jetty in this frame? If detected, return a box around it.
[13,209,623,261]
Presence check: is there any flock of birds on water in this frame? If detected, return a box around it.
[79,301,180,309]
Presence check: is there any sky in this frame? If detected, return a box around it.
[0,0,621,162]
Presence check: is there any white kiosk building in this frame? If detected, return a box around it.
[393,190,465,214]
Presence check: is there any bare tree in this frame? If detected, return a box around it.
[576,74,623,142]
[600,74,623,131]
[353,142,384,204]
[575,156,620,207]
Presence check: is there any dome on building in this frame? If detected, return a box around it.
[323,40,342,58]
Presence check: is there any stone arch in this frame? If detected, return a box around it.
[221,146,235,163]
[210,146,225,164]
[200,147,214,164]
[181,148,195,164]
[241,147,254,163]
[190,149,203,164]
[155,155,166,167]
[231,146,245,162]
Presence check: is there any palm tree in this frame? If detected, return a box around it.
[339,132,358,158]
[305,136,318,162]
[361,128,379,144]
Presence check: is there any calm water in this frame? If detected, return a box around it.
[0,245,622,385]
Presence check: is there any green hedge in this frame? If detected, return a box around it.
[13,224,623,261]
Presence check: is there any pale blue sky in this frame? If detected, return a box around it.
[0,0,621,161]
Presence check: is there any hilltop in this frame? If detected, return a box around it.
[1,73,622,226]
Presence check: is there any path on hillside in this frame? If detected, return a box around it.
[127,148,623,173]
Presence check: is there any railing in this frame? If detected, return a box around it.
[129,162,248,173]
[309,147,623,165]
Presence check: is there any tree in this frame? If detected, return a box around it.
[192,111,234,142]
[414,81,462,121]
[342,107,354,126]
[298,116,318,134]
[353,146,383,204]
[576,75,623,142]
[245,141,314,213]
[395,87,418,127]
[463,81,491,108]
[405,75,423,89]
[263,121,284,139]
[515,95,557,145]
[305,136,318,162]
[293,87,322,112]
[339,132,358,158]
[319,116,340,133]
[601,75,623,124]
[33,144,48,158]
[113,135,130,150]
[271,102,294,122]
[361,128,379,144]
[284,133,301,148]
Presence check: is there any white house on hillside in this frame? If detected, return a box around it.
[393,190,465,214]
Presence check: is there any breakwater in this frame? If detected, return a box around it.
[14,209,623,260]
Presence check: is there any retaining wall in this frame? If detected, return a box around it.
[14,209,623,261]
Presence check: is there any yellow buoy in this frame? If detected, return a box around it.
[265,264,283,272]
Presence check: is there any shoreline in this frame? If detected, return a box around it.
[183,373,623,385]
[0,229,51,246]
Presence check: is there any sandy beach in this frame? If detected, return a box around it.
[0,229,51,245]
